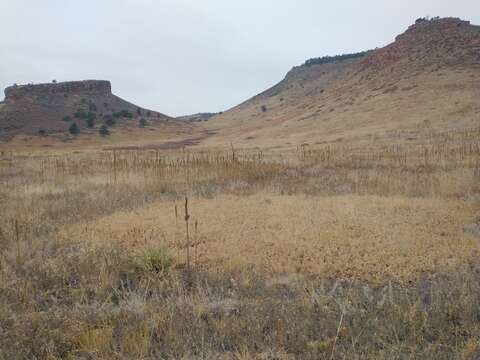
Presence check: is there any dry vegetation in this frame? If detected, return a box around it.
[0,127,479,359]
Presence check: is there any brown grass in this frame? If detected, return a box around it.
[0,130,479,358]
[59,194,479,282]
[204,68,480,150]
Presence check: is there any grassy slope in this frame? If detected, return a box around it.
[204,19,480,150]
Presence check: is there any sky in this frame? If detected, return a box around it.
[0,0,479,117]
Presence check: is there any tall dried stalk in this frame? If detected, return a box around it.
[174,203,179,257]
[330,311,345,360]
[0,227,4,278]
[113,150,117,184]
[230,142,236,163]
[194,220,198,267]
[184,196,190,272]
[14,219,21,267]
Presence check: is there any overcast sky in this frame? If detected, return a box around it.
[0,0,478,116]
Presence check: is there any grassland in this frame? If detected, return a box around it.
[0,126,479,359]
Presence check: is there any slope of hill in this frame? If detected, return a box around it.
[176,112,218,123]
[0,80,174,141]
[204,17,480,149]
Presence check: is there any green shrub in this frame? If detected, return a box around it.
[112,110,133,119]
[99,125,110,137]
[85,112,96,128]
[121,110,133,119]
[62,115,71,122]
[134,247,174,275]
[69,122,80,135]
[74,109,87,119]
[139,118,147,128]
[88,101,97,112]
[104,115,115,127]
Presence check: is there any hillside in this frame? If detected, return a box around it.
[204,17,480,149]
[0,80,178,142]
[176,112,218,123]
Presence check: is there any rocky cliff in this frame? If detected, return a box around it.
[4,80,112,102]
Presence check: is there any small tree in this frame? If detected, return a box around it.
[62,115,71,122]
[85,112,96,128]
[69,122,80,135]
[139,118,147,128]
[86,118,95,128]
[99,125,110,136]
[104,115,115,127]
[261,105,267,112]
[120,110,133,119]
[74,109,87,119]
[88,101,97,112]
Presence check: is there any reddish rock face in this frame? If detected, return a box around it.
[356,17,480,77]
[4,80,112,102]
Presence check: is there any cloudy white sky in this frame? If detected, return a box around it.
[0,0,478,116]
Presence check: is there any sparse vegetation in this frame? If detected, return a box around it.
[303,50,371,67]
[0,134,479,358]
[112,109,133,119]
[261,104,267,112]
[139,118,147,127]
[416,16,441,23]
[62,115,71,122]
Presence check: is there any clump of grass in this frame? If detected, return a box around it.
[133,246,174,275]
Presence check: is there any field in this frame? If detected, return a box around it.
[1,127,480,359]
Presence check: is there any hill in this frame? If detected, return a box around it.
[0,80,175,142]
[204,17,480,149]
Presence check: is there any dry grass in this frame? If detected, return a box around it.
[0,131,479,358]
[205,68,480,150]
[58,194,479,282]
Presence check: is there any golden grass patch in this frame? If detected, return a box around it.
[59,194,479,282]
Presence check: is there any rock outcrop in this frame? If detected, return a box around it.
[4,80,112,102]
